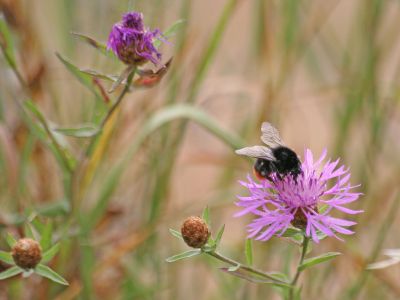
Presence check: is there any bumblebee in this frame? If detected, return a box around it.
[236,123,301,181]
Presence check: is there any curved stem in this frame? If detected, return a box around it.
[207,251,287,284]
[289,236,310,300]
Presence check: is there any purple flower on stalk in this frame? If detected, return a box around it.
[235,149,362,243]
[107,12,162,65]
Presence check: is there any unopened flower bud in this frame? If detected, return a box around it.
[11,238,42,269]
[181,216,209,248]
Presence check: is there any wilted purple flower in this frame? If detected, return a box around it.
[235,149,362,243]
[107,12,162,65]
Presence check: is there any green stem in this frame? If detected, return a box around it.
[289,236,310,300]
[207,251,287,284]
[85,68,136,155]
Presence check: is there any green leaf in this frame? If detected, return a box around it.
[169,229,183,241]
[80,69,118,82]
[35,199,70,217]
[245,239,253,266]
[54,125,100,138]
[298,252,341,271]
[5,233,17,248]
[0,251,14,264]
[22,101,75,172]
[165,249,201,263]
[40,221,53,250]
[0,15,16,68]
[219,268,292,289]
[0,266,23,280]
[214,224,225,247]
[24,100,47,124]
[55,53,102,100]
[71,32,115,58]
[35,264,69,286]
[41,243,60,264]
[202,206,210,226]
[24,223,39,240]
[154,19,185,48]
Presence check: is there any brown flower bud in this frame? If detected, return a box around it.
[181,216,209,248]
[11,238,42,269]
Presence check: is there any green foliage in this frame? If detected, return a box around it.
[298,252,341,272]
[0,14,16,68]
[35,264,69,286]
[0,266,23,280]
[165,249,202,263]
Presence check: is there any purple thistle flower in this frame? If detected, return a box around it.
[235,149,363,243]
[107,12,162,66]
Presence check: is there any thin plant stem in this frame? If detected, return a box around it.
[73,67,136,211]
[289,236,310,300]
[207,251,288,284]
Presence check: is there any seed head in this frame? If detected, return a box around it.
[11,238,42,269]
[181,216,209,248]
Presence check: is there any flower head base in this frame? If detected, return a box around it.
[11,238,42,269]
[181,216,210,248]
[107,12,162,66]
[235,149,362,243]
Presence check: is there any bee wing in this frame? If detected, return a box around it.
[260,122,285,148]
[235,146,275,161]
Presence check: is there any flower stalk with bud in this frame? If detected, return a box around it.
[167,147,362,300]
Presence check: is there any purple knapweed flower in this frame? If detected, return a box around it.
[235,149,362,243]
[107,12,162,65]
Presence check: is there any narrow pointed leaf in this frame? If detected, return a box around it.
[24,223,40,241]
[56,53,102,99]
[5,233,17,248]
[202,206,210,226]
[245,239,253,266]
[41,243,60,264]
[298,252,341,271]
[0,15,16,68]
[54,125,100,138]
[35,264,69,285]
[71,32,115,58]
[0,251,13,264]
[165,249,201,263]
[214,224,225,246]
[154,19,185,48]
[169,229,183,241]
[80,69,118,82]
[40,221,53,250]
[219,268,292,288]
[0,266,23,280]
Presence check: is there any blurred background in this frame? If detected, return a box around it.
[1,0,400,299]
